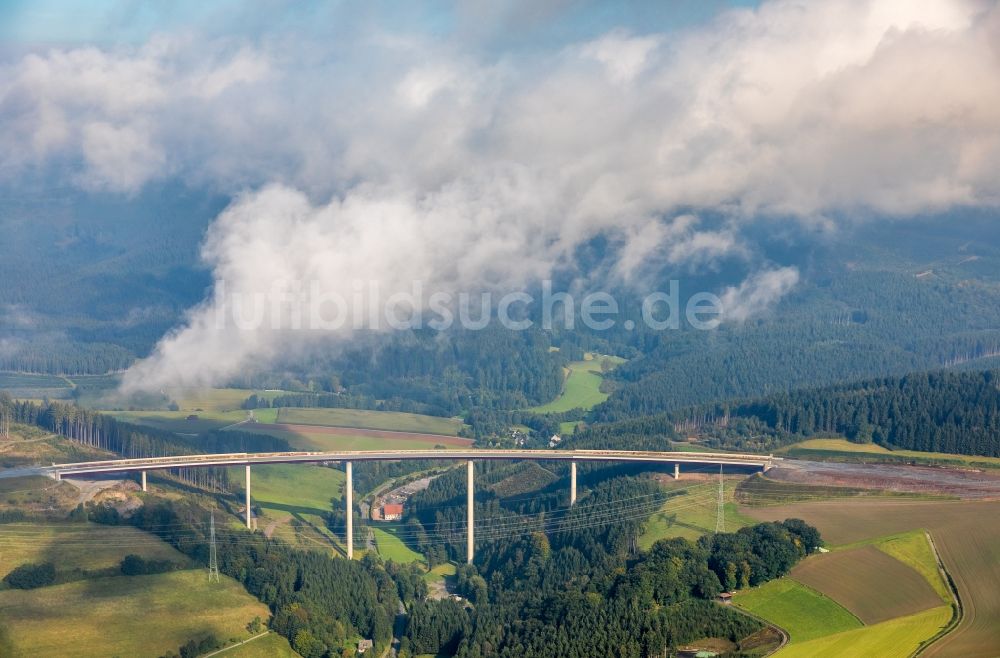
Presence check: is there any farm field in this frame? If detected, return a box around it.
[734,578,861,643]
[0,570,268,658]
[873,530,952,602]
[0,372,70,389]
[248,425,471,452]
[113,409,268,434]
[275,407,463,436]
[776,606,952,658]
[735,473,935,506]
[373,524,424,563]
[789,545,942,624]
[528,355,621,414]
[638,477,757,548]
[778,438,1000,469]
[221,632,300,657]
[0,522,190,579]
[744,499,1000,657]
[163,388,270,412]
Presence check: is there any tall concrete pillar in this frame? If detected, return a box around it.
[141,470,147,492]
[346,461,353,559]
[674,463,680,480]
[466,460,474,564]
[570,461,577,506]
[245,465,252,529]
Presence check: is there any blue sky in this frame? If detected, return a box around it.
[0,0,760,47]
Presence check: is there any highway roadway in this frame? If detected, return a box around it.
[42,448,778,478]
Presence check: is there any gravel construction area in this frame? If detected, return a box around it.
[772,459,1000,499]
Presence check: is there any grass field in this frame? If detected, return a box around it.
[0,522,191,580]
[528,355,621,414]
[872,530,952,603]
[558,421,580,436]
[114,408,280,434]
[424,562,457,583]
[778,438,1000,469]
[735,473,935,506]
[220,632,300,657]
[227,463,345,555]
[275,407,463,436]
[232,463,344,515]
[0,570,268,658]
[638,478,758,548]
[789,545,942,624]
[0,475,79,514]
[0,372,70,389]
[734,578,861,643]
[254,426,462,452]
[743,499,1000,656]
[373,524,424,563]
[163,388,264,412]
[776,606,952,658]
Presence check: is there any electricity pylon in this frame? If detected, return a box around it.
[208,511,220,583]
[715,465,725,534]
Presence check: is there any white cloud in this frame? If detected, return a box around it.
[79,120,164,192]
[718,266,800,323]
[579,30,660,83]
[0,0,996,388]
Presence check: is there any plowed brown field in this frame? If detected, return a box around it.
[744,499,1000,657]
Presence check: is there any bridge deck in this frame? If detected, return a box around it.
[48,449,777,477]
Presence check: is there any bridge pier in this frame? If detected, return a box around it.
[467,460,474,564]
[245,465,252,530]
[141,470,147,492]
[674,463,680,480]
[570,461,577,506]
[346,461,353,559]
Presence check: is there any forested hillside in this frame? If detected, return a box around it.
[727,369,1000,457]
[6,208,1000,444]
[594,268,1000,420]
[567,368,1000,459]
[0,183,218,374]
[393,462,819,657]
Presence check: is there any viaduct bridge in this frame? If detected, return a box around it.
[45,449,778,562]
